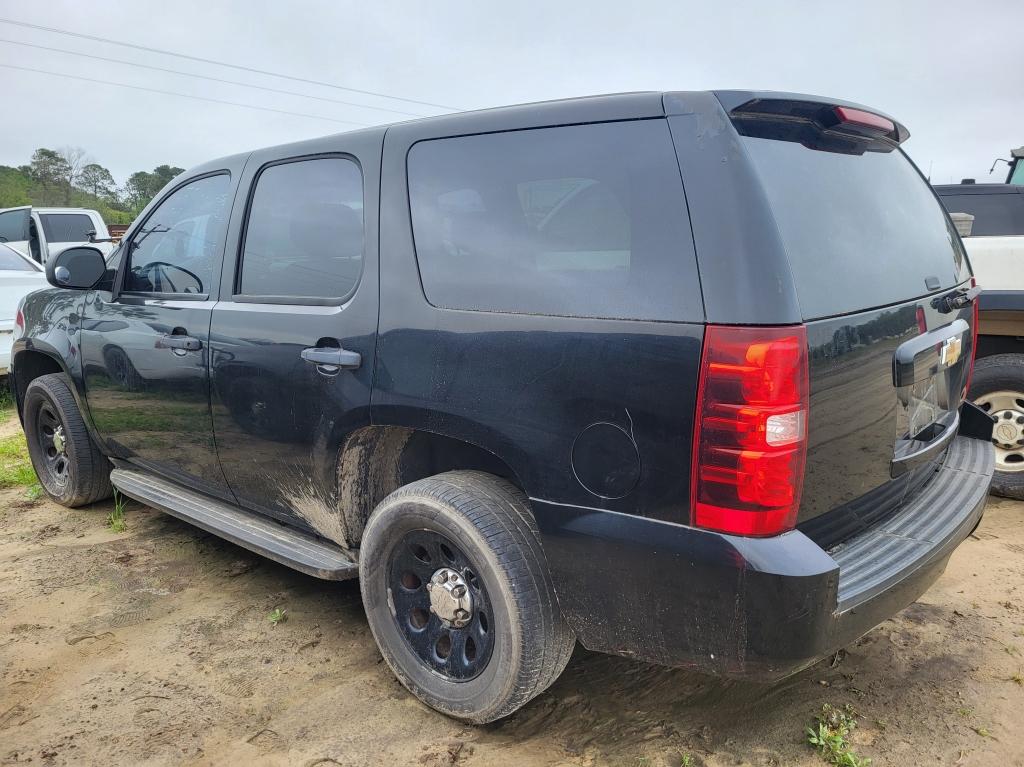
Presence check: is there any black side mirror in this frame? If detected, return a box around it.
[46,246,107,290]
[87,230,114,244]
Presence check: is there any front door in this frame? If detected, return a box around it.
[80,170,239,499]
[209,137,380,542]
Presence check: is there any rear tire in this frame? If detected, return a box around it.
[23,373,113,507]
[359,470,574,723]
[969,353,1024,499]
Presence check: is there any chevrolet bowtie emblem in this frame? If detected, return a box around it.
[939,335,963,367]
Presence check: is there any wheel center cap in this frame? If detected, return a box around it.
[426,567,473,627]
[997,422,1018,443]
[52,426,66,455]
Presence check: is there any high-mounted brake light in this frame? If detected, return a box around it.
[833,106,895,134]
[691,325,809,537]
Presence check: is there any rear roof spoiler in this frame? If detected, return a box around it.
[712,91,909,153]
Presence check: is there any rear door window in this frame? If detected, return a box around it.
[741,137,968,320]
[407,120,698,321]
[937,192,1024,236]
[40,213,95,242]
[238,157,364,301]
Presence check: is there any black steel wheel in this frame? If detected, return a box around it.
[34,400,71,490]
[360,471,574,722]
[23,373,113,507]
[388,529,494,681]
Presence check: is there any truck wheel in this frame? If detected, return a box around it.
[23,373,113,507]
[970,353,1024,499]
[359,470,574,723]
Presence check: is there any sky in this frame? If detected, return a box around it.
[0,0,1021,187]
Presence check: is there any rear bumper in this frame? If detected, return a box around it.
[533,434,993,681]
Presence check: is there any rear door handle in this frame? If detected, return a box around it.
[156,333,202,351]
[301,346,361,370]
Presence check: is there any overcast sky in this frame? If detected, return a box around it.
[1,0,1021,187]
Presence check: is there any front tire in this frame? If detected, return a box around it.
[23,373,113,507]
[970,353,1024,499]
[359,471,574,722]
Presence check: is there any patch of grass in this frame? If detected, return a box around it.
[106,489,126,533]
[806,704,871,767]
[0,432,37,488]
[972,726,992,739]
[24,483,43,501]
[268,607,287,626]
[680,756,695,767]
[0,385,14,421]
[957,706,974,718]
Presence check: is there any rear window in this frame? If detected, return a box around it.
[937,192,1024,237]
[741,138,968,320]
[41,213,95,242]
[407,120,696,321]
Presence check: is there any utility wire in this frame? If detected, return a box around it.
[0,17,460,112]
[0,63,371,126]
[0,38,431,118]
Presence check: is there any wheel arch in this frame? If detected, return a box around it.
[337,425,529,550]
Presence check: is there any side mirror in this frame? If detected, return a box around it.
[949,212,974,238]
[87,230,114,244]
[46,246,107,290]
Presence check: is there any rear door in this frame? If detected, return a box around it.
[209,134,380,538]
[80,170,238,499]
[725,98,975,539]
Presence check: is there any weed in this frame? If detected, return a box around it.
[956,707,973,718]
[680,756,695,767]
[0,386,13,421]
[0,433,37,488]
[24,483,43,501]
[806,703,871,767]
[268,608,287,626]
[106,489,126,533]
[972,726,992,739]
[1011,671,1023,686]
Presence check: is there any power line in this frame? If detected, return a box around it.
[0,37,431,118]
[0,17,460,112]
[0,63,371,126]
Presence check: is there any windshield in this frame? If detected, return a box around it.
[741,137,969,320]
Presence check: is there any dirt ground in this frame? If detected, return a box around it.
[2,416,1023,766]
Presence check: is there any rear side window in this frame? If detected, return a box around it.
[407,120,695,321]
[41,213,95,242]
[0,209,29,242]
[239,157,363,301]
[938,193,1024,236]
[741,138,967,320]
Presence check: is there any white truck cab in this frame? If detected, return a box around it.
[0,206,115,265]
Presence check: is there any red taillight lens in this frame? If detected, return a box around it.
[14,307,24,339]
[691,325,809,537]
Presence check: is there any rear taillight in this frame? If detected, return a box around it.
[691,325,809,537]
[14,306,24,339]
[964,277,979,397]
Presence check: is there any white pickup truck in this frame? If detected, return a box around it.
[936,183,1024,498]
[0,206,116,265]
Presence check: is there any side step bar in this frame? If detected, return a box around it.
[110,467,359,580]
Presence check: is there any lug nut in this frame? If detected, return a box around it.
[452,585,466,598]
[454,609,468,620]
[1017,416,1024,425]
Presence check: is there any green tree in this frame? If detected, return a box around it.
[28,148,71,205]
[76,163,117,201]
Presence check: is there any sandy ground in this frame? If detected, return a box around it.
[1,419,1023,766]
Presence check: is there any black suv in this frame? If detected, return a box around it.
[11,91,994,723]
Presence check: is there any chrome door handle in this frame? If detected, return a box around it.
[300,346,361,370]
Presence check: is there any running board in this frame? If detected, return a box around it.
[110,467,358,580]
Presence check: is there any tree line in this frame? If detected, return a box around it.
[0,146,184,226]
